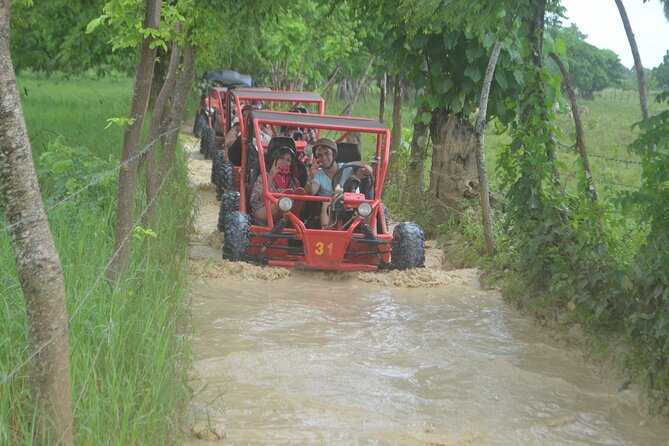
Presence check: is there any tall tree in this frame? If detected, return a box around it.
[160,39,196,181]
[0,2,73,443]
[616,0,650,119]
[107,0,161,282]
[474,40,503,256]
[549,51,598,202]
[145,35,181,224]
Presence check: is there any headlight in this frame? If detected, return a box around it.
[278,196,293,212]
[358,202,373,217]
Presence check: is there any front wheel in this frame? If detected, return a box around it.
[223,211,250,261]
[391,222,425,269]
[217,191,240,232]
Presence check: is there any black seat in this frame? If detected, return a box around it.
[266,136,296,159]
[336,142,361,163]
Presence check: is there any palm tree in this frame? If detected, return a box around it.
[615,0,649,119]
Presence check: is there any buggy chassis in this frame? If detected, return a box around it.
[221,110,425,271]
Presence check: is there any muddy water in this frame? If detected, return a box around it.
[184,142,669,445]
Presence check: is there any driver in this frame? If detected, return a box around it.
[306,137,372,227]
[306,138,372,196]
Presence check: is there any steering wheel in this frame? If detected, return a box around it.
[331,162,374,196]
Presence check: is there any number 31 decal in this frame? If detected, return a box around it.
[314,242,333,256]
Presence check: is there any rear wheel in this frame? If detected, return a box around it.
[391,222,425,269]
[200,126,216,160]
[217,191,240,232]
[223,211,250,261]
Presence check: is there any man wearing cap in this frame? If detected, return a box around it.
[306,137,372,195]
[306,137,339,197]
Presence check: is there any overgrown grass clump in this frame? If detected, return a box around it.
[1,73,195,444]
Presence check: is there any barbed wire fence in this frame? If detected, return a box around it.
[595,89,662,103]
[0,124,185,391]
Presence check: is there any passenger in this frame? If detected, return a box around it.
[223,106,250,165]
[280,108,316,143]
[224,105,271,165]
[250,145,301,222]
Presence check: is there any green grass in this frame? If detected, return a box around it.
[1,73,195,444]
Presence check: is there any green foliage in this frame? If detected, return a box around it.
[615,93,669,401]
[401,28,524,125]
[89,0,186,52]
[104,116,135,129]
[10,0,137,76]
[36,137,117,208]
[256,1,360,87]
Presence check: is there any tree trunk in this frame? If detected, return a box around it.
[615,0,650,120]
[549,52,598,202]
[340,55,376,116]
[474,40,502,257]
[145,38,181,224]
[107,0,161,283]
[160,40,196,180]
[150,46,167,110]
[388,74,403,182]
[0,3,73,443]
[401,101,429,209]
[378,73,387,124]
[427,112,478,220]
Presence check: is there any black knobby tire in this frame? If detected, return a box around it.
[200,126,216,160]
[211,149,223,186]
[223,211,250,261]
[212,156,234,200]
[217,191,240,232]
[391,222,425,269]
[193,113,207,138]
[211,151,227,196]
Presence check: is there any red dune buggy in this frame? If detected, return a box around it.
[218,110,425,271]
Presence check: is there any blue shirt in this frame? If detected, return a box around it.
[313,164,353,196]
